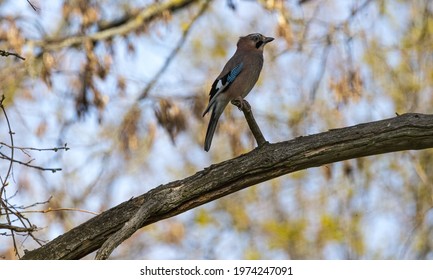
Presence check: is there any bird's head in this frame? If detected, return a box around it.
[237,33,274,51]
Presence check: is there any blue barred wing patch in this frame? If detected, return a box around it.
[209,62,244,100]
[227,62,243,84]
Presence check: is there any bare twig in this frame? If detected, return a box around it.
[1,96,66,256]
[0,153,62,173]
[298,0,315,4]
[22,207,99,216]
[0,195,53,251]
[347,0,374,21]
[15,196,53,210]
[309,34,332,101]
[0,223,37,233]
[0,50,25,60]
[0,142,69,153]
[0,95,15,187]
[26,0,40,12]
[0,95,18,254]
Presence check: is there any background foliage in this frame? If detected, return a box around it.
[1,0,432,259]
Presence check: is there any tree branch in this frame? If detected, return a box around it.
[21,113,433,259]
[231,99,268,147]
[32,0,200,52]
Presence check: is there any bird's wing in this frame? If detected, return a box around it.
[202,62,243,116]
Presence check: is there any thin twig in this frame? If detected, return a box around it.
[0,96,65,256]
[0,50,25,60]
[17,196,53,210]
[0,95,14,187]
[347,0,374,21]
[0,153,62,173]
[309,34,332,101]
[26,0,40,12]
[0,142,69,153]
[0,95,18,255]
[0,223,37,233]
[1,195,48,250]
[21,207,99,216]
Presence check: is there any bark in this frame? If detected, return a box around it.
[21,113,433,259]
[231,99,268,147]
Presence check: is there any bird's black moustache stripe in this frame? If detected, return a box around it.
[255,41,264,49]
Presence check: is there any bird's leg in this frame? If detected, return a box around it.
[231,97,251,112]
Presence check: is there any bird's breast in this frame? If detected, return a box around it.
[237,55,264,97]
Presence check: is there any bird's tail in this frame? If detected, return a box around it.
[204,103,224,152]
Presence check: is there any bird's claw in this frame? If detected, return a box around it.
[231,98,251,112]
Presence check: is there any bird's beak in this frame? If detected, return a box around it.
[264,37,274,44]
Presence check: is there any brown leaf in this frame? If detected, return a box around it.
[154,99,186,143]
[120,105,142,153]
[329,69,363,104]
[35,121,48,138]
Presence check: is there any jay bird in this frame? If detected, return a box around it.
[202,33,274,151]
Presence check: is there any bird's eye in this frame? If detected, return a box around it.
[251,35,259,42]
